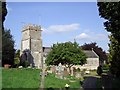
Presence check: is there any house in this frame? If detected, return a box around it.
[42,47,99,70]
[80,50,99,70]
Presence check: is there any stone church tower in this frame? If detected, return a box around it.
[21,24,42,68]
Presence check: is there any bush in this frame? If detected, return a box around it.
[14,57,20,68]
[97,65,103,76]
[102,64,110,70]
[21,60,30,68]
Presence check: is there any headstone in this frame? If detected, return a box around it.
[75,72,81,78]
[63,68,69,76]
[55,63,64,79]
[72,67,76,76]
[51,66,56,73]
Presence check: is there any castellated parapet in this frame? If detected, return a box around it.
[22,24,41,31]
[21,24,43,69]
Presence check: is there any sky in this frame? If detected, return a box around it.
[4,2,110,52]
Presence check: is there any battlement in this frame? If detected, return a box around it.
[21,24,42,69]
[22,24,41,31]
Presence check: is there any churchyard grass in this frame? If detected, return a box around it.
[45,73,81,88]
[2,68,81,89]
[2,68,40,88]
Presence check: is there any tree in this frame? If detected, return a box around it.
[1,2,15,67]
[14,50,20,67]
[108,35,120,77]
[2,2,7,29]
[46,41,87,68]
[97,2,120,77]
[81,42,108,65]
[2,29,15,67]
[0,2,8,63]
[97,2,120,42]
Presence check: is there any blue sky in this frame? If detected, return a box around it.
[4,2,109,52]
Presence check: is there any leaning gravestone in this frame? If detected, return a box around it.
[51,65,56,73]
[56,63,64,79]
[75,72,82,78]
[63,68,69,76]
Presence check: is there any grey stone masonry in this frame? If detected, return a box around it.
[21,24,43,69]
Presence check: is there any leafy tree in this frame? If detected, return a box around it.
[2,29,15,67]
[97,2,120,77]
[81,42,108,65]
[108,35,120,77]
[46,41,87,69]
[14,50,20,67]
[97,2,120,42]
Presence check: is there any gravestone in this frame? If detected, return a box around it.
[56,63,64,79]
[51,65,56,73]
[63,68,69,76]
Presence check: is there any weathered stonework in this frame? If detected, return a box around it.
[21,24,42,68]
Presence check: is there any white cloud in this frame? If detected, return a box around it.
[43,23,80,33]
[94,33,108,41]
[75,33,90,40]
[74,32,108,42]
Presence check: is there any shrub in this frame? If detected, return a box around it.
[14,57,20,68]
[102,64,110,70]
[21,61,30,68]
[97,65,103,76]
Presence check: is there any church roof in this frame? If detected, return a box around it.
[43,47,99,58]
[83,50,99,58]
[43,47,51,53]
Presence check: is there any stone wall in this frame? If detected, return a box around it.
[21,24,42,68]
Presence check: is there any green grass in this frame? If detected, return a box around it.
[2,68,40,88]
[45,74,81,89]
[2,68,81,89]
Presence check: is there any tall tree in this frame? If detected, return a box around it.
[1,2,8,63]
[46,41,87,68]
[97,2,120,77]
[108,35,120,77]
[2,2,15,67]
[97,2,120,42]
[2,2,7,30]
[2,29,15,67]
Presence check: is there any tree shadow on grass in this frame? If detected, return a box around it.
[82,74,120,90]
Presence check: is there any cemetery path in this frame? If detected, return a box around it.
[82,76,98,89]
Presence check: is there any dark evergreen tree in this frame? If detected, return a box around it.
[2,2,7,29]
[1,2,15,67]
[97,2,120,77]
[2,29,15,67]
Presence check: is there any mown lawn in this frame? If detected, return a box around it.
[45,74,81,89]
[2,68,40,89]
[2,68,81,89]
